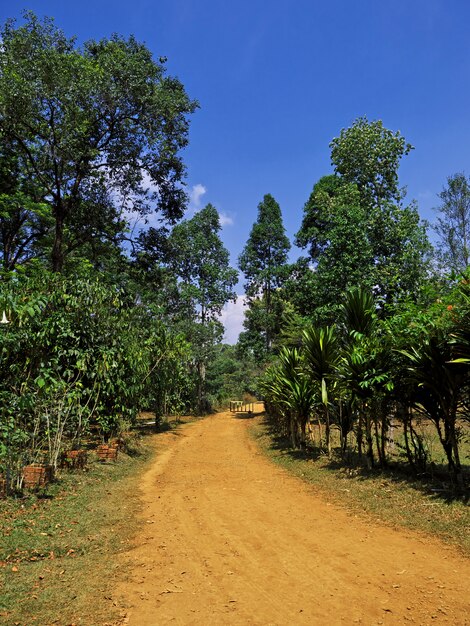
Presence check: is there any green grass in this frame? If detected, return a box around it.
[250,415,470,556]
[0,437,154,626]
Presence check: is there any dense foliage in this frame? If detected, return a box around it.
[254,119,469,495]
[0,14,240,494]
[260,284,470,493]
[0,14,468,498]
[0,13,197,272]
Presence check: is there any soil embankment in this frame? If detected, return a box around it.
[116,411,470,625]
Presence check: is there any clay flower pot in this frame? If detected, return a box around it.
[96,444,118,462]
[110,436,126,451]
[22,464,54,489]
[0,475,6,499]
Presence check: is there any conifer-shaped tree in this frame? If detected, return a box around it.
[238,194,290,358]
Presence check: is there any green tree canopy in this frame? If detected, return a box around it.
[330,116,413,208]
[296,121,431,318]
[0,143,52,269]
[295,175,372,320]
[0,12,197,271]
[434,173,470,274]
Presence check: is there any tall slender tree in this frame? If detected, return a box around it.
[166,204,238,412]
[238,194,290,357]
[434,173,470,274]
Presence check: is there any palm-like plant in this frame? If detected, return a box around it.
[449,285,470,365]
[339,344,391,467]
[302,325,339,456]
[261,347,317,448]
[279,347,316,448]
[341,287,376,338]
[339,287,392,468]
[402,331,467,493]
[259,364,289,436]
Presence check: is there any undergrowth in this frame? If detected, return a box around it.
[0,439,154,626]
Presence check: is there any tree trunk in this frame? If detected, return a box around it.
[315,413,323,450]
[374,419,383,467]
[402,408,417,474]
[380,412,388,467]
[197,360,206,415]
[451,437,466,494]
[290,413,298,448]
[339,400,347,459]
[365,408,374,469]
[299,414,309,450]
[52,212,65,272]
[443,414,466,494]
[356,413,363,460]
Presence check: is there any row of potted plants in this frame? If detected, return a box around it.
[0,440,122,497]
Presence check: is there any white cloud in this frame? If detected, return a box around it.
[120,179,234,238]
[219,211,234,227]
[219,295,246,344]
[120,178,208,232]
[116,170,161,233]
[141,171,160,195]
[189,183,207,209]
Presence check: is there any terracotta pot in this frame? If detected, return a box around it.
[96,444,118,462]
[23,464,54,489]
[109,437,125,451]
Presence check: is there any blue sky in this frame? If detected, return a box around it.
[2,1,470,341]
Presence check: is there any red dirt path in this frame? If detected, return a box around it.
[115,411,470,625]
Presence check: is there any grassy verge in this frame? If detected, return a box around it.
[250,415,470,556]
[0,434,156,626]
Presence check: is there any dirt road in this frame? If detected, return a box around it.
[116,411,470,625]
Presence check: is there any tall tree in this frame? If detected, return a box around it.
[238,194,291,357]
[296,119,431,317]
[166,204,238,412]
[0,13,197,271]
[294,175,373,322]
[434,173,470,274]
